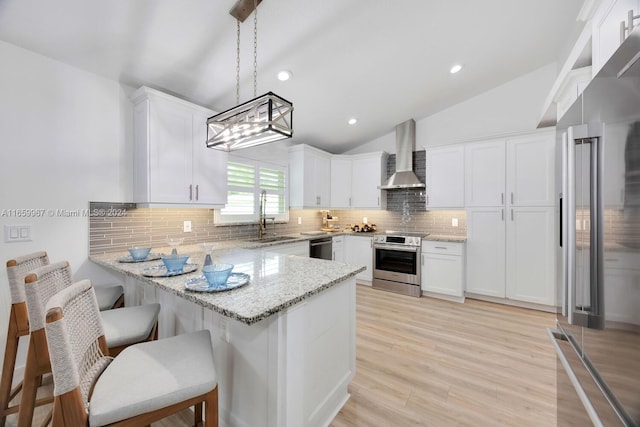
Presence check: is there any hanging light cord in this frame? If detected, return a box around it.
[253,0,258,97]
[236,19,241,105]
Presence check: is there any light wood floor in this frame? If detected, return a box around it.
[7,284,556,426]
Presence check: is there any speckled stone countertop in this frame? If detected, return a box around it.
[423,234,467,243]
[90,246,365,325]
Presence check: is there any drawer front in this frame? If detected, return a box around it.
[422,241,464,256]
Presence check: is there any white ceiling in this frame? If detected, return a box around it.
[0,0,587,153]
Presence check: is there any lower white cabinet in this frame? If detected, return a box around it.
[262,241,309,257]
[332,235,345,262]
[420,241,465,301]
[466,206,555,306]
[344,235,372,282]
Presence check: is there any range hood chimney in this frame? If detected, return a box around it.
[379,119,425,189]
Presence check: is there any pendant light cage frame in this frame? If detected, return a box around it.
[206,0,293,151]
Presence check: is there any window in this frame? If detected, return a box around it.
[215,157,288,225]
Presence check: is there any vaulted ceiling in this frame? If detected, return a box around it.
[0,0,587,153]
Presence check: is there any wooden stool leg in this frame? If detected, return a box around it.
[0,325,20,427]
[17,331,49,427]
[204,387,218,427]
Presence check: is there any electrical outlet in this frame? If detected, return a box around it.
[183,220,192,232]
[452,218,458,227]
[298,217,302,225]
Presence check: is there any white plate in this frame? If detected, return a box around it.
[118,253,162,263]
[185,273,250,292]
[142,263,198,277]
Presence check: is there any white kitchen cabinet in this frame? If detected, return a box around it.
[330,152,388,209]
[505,207,555,305]
[332,235,345,262]
[420,241,465,301]
[465,207,506,298]
[344,235,372,282]
[506,132,555,206]
[592,0,640,76]
[263,241,309,257]
[330,156,352,209]
[464,139,506,207]
[289,144,331,208]
[131,86,228,207]
[425,145,465,208]
[350,153,387,209]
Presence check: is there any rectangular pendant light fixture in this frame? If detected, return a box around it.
[206,91,293,151]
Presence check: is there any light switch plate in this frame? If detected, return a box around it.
[4,224,32,242]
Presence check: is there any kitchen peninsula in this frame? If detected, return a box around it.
[91,245,364,427]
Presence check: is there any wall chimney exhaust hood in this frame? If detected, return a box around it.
[379,119,425,189]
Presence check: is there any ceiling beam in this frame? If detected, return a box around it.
[229,0,263,22]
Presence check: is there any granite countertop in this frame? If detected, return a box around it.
[423,234,467,243]
[90,246,365,325]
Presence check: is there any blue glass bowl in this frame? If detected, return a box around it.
[202,264,234,287]
[161,254,189,272]
[128,247,152,261]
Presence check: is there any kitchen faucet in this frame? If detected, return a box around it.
[258,190,274,239]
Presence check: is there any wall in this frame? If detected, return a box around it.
[345,63,557,154]
[0,40,133,367]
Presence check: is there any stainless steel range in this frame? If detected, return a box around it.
[372,231,427,297]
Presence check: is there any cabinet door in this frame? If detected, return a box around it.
[592,0,640,75]
[506,133,555,206]
[148,99,193,203]
[506,207,555,305]
[425,145,464,208]
[465,207,506,297]
[345,236,372,282]
[191,110,228,205]
[351,155,384,208]
[464,139,506,207]
[330,157,352,208]
[332,236,345,262]
[302,148,331,208]
[421,252,463,297]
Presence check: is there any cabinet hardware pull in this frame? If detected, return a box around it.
[434,246,447,250]
[511,192,514,204]
[501,193,504,205]
[196,185,199,201]
[511,209,514,221]
[189,184,193,201]
[421,253,424,266]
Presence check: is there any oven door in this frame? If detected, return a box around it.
[373,244,420,285]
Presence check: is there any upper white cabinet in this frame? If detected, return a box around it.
[465,132,555,207]
[425,145,465,208]
[506,133,555,206]
[329,152,388,209]
[289,144,331,209]
[330,156,352,209]
[592,0,640,76]
[131,87,227,207]
[464,139,506,207]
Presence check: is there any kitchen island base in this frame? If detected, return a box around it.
[124,275,356,427]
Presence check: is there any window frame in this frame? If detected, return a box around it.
[214,156,289,225]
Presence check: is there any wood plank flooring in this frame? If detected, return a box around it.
[331,285,557,427]
[6,284,556,426]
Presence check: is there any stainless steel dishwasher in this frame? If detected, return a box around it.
[309,237,332,260]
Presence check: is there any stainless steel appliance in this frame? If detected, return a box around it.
[372,231,425,297]
[309,236,332,260]
[552,29,640,426]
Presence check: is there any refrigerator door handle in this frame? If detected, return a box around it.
[547,329,605,427]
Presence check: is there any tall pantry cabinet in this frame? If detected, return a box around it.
[465,131,556,306]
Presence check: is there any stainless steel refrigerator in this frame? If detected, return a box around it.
[552,28,640,426]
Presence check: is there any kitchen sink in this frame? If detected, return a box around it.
[247,236,299,243]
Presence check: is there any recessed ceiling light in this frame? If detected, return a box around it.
[450,64,462,74]
[277,70,292,81]
[348,118,358,125]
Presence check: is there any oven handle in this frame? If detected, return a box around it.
[373,244,419,253]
